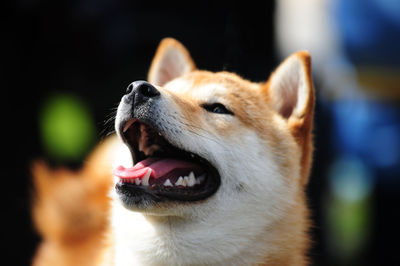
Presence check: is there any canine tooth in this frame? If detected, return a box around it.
[190,153,195,158]
[175,177,184,186]
[188,172,196,187]
[184,176,190,186]
[135,178,141,185]
[163,179,173,187]
[142,169,151,186]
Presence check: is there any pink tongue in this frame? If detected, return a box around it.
[114,158,201,180]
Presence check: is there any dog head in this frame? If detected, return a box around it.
[112,38,314,263]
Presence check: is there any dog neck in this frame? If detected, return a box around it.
[110,195,309,266]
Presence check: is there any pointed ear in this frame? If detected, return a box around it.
[267,51,314,120]
[265,51,315,185]
[148,38,196,86]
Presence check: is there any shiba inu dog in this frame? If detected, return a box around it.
[32,38,315,266]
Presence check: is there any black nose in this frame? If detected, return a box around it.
[126,80,160,97]
[124,80,160,106]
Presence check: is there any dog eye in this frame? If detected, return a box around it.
[202,103,234,115]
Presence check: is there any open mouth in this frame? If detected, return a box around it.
[114,118,220,204]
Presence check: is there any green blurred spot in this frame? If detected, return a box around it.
[39,94,96,161]
[325,156,374,263]
[327,196,372,260]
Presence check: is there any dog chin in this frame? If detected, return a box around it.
[113,189,210,219]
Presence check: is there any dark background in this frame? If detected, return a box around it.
[3,1,399,265]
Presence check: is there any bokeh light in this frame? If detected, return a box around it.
[39,94,96,162]
[326,156,373,262]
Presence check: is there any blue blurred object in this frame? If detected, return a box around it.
[335,0,400,66]
[330,100,400,183]
[329,155,374,202]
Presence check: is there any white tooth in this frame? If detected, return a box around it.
[135,178,141,185]
[189,171,195,178]
[183,176,189,186]
[188,172,196,187]
[188,178,195,187]
[196,174,206,185]
[175,176,184,186]
[142,169,151,186]
[190,153,195,158]
[163,179,173,187]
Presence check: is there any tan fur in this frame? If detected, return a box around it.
[263,51,315,185]
[31,136,117,266]
[32,38,314,265]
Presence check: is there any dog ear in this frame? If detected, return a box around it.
[266,51,314,121]
[148,38,196,86]
[265,51,315,185]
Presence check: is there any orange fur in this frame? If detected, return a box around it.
[31,136,117,266]
[263,51,315,185]
[32,38,314,265]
